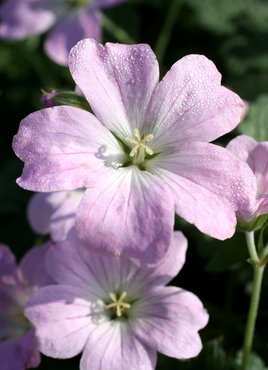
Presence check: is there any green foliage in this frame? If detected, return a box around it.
[186,0,268,34]
[235,351,268,370]
[239,95,268,141]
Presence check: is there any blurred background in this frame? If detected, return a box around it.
[1,0,268,368]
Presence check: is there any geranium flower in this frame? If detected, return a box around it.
[227,135,268,227]
[27,190,84,241]
[0,243,53,370]
[13,40,256,266]
[25,231,209,369]
[0,0,125,65]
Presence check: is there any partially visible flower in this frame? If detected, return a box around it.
[40,89,57,108]
[0,0,126,65]
[25,230,208,370]
[27,190,84,241]
[13,40,257,267]
[227,135,268,230]
[0,243,53,370]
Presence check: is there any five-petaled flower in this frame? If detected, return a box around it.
[25,230,209,370]
[0,0,125,65]
[13,40,256,266]
[227,135,268,228]
[0,243,53,370]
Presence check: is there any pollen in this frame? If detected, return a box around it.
[125,128,154,157]
[105,291,131,317]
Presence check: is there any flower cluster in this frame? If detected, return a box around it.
[2,28,267,370]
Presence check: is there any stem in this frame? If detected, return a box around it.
[241,232,265,370]
[246,231,259,264]
[154,0,183,64]
[102,13,135,44]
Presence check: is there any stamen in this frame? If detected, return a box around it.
[125,128,154,157]
[105,291,131,317]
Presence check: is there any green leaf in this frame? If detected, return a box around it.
[238,95,268,141]
[42,89,92,112]
[234,351,268,370]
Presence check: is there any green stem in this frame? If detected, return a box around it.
[246,231,259,264]
[102,13,135,44]
[241,232,265,370]
[154,0,183,64]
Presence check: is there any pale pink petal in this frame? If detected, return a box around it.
[69,39,159,138]
[121,232,187,296]
[0,0,56,39]
[147,141,257,239]
[243,142,268,196]
[27,192,61,235]
[227,136,268,219]
[49,190,84,241]
[75,167,174,267]
[45,8,101,66]
[132,287,209,359]
[27,191,83,241]
[226,135,257,164]
[145,54,244,148]
[25,285,92,359]
[0,244,16,277]
[0,330,40,370]
[46,232,111,297]
[140,231,187,287]
[13,106,123,191]
[81,321,156,370]
[20,243,54,288]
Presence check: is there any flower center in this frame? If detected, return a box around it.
[125,128,154,159]
[105,291,131,318]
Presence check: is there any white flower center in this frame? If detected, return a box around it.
[105,291,131,317]
[125,128,154,158]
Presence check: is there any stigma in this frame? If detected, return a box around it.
[125,128,154,157]
[105,291,131,317]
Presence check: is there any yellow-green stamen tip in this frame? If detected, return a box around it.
[105,291,131,317]
[125,128,154,157]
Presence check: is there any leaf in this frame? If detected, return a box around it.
[239,95,268,141]
[234,351,268,370]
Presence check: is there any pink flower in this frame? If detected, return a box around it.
[25,231,208,370]
[13,40,256,266]
[0,0,125,65]
[27,190,84,241]
[227,135,268,225]
[0,243,53,370]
